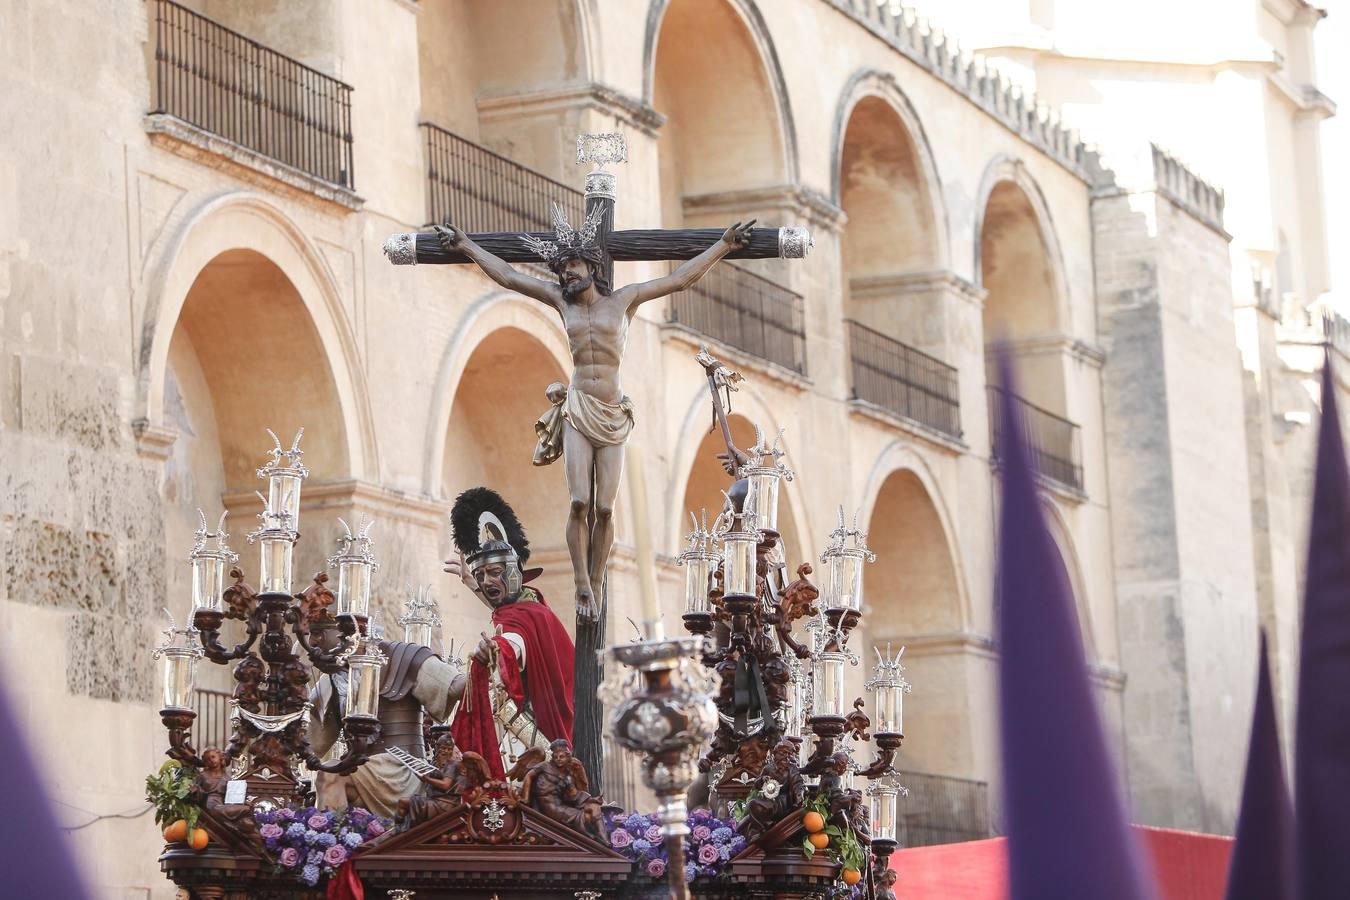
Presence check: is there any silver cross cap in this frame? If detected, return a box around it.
[576,132,627,171]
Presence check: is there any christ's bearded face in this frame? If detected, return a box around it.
[557,256,594,301]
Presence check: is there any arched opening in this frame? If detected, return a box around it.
[417,0,591,167]
[440,327,572,636]
[651,0,790,228]
[979,179,1067,416]
[160,249,351,689]
[851,469,972,779]
[839,94,941,334]
[676,414,806,573]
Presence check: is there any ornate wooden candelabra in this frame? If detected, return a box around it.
[152,430,387,807]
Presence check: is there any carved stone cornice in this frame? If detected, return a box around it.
[477,84,666,137]
[222,479,448,530]
[989,334,1106,368]
[682,184,845,232]
[131,418,178,461]
[848,270,986,305]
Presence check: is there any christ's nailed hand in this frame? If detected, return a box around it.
[721,219,757,249]
[434,224,463,250]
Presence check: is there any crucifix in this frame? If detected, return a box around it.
[384,131,813,786]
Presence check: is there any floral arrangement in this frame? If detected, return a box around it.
[604,808,746,882]
[255,805,390,887]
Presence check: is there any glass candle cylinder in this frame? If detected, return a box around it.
[742,467,782,533]
[191,552,226,612]
[827,549,866,611]
[812,651,848,718]
[680,550,719,613]
[869,778,900,842]
[266,472,303,529]
[337,555,373,617]
[345,639,387,720]
[403,620,433,648]
[160,648,198,710]
[258,533,295,594]
[873,679,904,736]
[722,526,759,597]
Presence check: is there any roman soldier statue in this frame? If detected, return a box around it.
[443,488,577,780]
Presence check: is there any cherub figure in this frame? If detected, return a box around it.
[397,734,477,827]
[222,567,257,621]
[774,563,819,659]
[520,739,608,843]
[742,738,806,840]
[295,571,336,624]
[844,698,871,742]
[194,748,258,839]
[232,656,264,712]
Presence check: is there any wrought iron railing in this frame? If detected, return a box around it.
[191,688,233,753]
[422,123,585,232]
[847,320,961,439]
[987,386,1083,491]
[150,0,355,188]
[668,264,807,375]
[896,770,993,847]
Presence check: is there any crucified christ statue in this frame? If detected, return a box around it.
[433,214,756,622]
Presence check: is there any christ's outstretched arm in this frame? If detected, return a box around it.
[435,224,560,308]
[624,220,756,308]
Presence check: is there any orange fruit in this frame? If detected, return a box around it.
[163,819,188,843]
[808,832,830,850]
[189,828,209,851]
[842,868,862,885]
[802,811,825,833]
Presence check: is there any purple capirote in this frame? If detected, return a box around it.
[1294,355,1350,900]
[992,348,1156,900]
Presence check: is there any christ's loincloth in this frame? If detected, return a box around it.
[533,382,634,465]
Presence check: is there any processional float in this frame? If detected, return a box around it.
[149,134,912,900]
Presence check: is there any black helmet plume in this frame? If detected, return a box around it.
[450,487,531,566]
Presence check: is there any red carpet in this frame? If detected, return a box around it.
[892,826,1233,900]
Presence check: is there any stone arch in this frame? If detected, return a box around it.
[974,156,1072,414]
[1039,498,1097,662]
[137,191,376,482]
[644,0,799,219]
[853,455,972,778]
[423,293,574,499]
[666,380,812,569]
[416,0,596,138]
[829,68,949,271]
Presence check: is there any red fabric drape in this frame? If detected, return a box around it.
[326,860,363,900]
[450,592,575,778]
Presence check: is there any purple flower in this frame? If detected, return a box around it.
[719,844,732,861]
[316,832,337,848]
[691,824,711,842]
[711,825,734,843]
[276,808,296,821]
[307,849,323,865]
[259,823,283,840]
[301,863,321,886]
[610,829,632,848]
[304,829,320,846]
[644,823,662,843]
[278,847,300,868]
[286,822,306,839]
[366,819,385,837]
[698,843,719,865]
[323,845,348,866]
[625,813,647,830]
[729,836,747,853]
[684,862,698,883]
[307,814,329,831]
[647,857,666,878]
[342,832,363,849]
[633,838,652,853]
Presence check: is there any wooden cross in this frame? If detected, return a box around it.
[383,132,813,275]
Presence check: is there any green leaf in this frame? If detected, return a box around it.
[801,837,815,859]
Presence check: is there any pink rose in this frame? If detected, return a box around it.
[366,818,385,837]
[278,847,300,868]
[259,823,283,839]
[646,857,666,878]
[644,824,662,843]
[323,845,348,866]
[610,829,632,848]
[307,814,329,831]
[691,824,711,842]
[698,843,719,865]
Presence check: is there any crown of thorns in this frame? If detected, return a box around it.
[519,203,605,266]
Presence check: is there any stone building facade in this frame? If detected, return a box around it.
[0,0,1335,895]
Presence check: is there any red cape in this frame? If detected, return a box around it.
[450,591,575,778]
